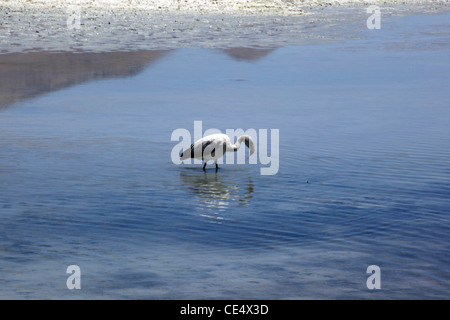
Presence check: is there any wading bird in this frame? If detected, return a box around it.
[180,133,255,171]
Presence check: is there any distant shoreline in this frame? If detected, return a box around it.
[2,0,448,13]
[1,0,449,53]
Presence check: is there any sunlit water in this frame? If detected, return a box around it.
[1,12,449,299]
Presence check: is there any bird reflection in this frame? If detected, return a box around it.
[180,170,254,222]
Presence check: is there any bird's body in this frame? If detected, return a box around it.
[180,133,255,171]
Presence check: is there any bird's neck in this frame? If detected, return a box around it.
[232,136,246,151]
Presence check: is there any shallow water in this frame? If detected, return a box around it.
[0,12,450,299]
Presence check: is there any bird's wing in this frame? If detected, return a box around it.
[181,138,214,159]
[181,134,229,160]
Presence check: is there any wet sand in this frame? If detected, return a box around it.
[1,1,449,53]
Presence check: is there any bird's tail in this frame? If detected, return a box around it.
[180,143,194,160]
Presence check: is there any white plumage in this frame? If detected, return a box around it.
[180,133,255,171]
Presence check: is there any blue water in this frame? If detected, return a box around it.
[1,12,450,299]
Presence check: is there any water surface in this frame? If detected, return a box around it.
[0,12,449,299]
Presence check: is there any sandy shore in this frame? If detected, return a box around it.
[0,0,449,53]
[2,1,448,14]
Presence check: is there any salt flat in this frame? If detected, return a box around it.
[1,0,448,53]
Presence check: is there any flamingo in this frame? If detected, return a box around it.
[180,133,255,171]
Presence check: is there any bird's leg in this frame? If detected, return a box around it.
[203,162,207,171]
[215,161,218,172]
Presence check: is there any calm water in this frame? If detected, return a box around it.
[1,12,450,299]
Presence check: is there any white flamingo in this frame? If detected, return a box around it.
[180,133,255,171]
